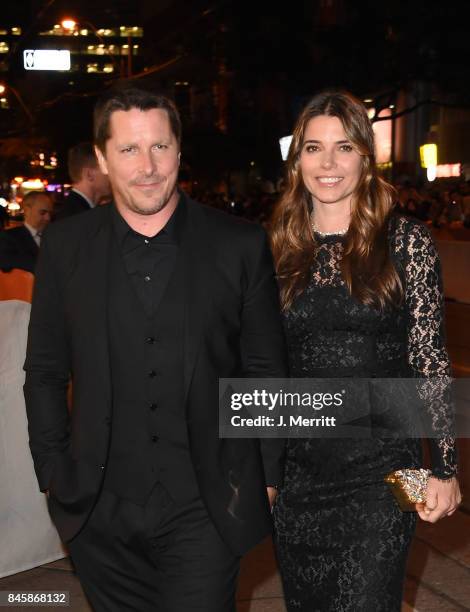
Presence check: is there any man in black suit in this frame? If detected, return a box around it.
[25,87,287,611]
[0,191,53,272]
[55,142,110,220]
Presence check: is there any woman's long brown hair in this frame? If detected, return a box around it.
[270,90,403,311]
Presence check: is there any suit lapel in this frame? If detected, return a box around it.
[181,199,213,404]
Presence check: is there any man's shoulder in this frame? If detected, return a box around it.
[64,190,89,208]
[54,190,91,219]
[5,224,28,235]
[1,225,29,242]
[46,204,109,243]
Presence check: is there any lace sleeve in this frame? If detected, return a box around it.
[400,218,458,479]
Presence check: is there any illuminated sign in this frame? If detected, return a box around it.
[373,109,392,164]
[21,179,46,190]
[420,144,438,168]
[279,135,293,161]
[436,163,461,178]
[23,49,71,71]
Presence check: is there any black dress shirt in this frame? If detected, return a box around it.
[112,198,185,316]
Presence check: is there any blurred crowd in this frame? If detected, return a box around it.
[189,178,470,230]
[190,187,278,227]
[395,180,470,228]
[1,166,470,251]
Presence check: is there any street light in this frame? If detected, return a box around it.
[61,19,77,31]
[60,18,121,74]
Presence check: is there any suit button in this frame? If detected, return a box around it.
[100,465,105,470]
[146,336,156,344]
[151,435,159,443]
[150,403,157,411]
[148,370,157,378]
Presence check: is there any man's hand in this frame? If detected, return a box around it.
[266,486,278,509]
[417,476,461,523]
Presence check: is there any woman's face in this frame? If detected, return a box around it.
[299,115,363,211]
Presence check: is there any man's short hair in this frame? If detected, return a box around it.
[22,191,52,209]
[68,142,98,183]
[94,86,182,153]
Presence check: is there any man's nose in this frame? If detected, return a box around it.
[141,150,157,175]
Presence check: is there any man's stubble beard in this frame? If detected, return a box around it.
[117,181,177,216]
[127,197,170,216]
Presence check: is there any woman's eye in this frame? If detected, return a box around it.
[305,145,319,153]
[340,144,353,152]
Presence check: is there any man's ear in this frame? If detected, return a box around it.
[94,145,109,175]
[85,167,96,182]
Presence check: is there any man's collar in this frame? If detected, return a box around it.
[71,187,95,209]
[111,192,186,250]
[24,222,38,237]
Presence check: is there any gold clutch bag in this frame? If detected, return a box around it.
[384,468,431,511]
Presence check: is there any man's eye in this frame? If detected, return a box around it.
[121,147,134,153]
[154,144,168,150]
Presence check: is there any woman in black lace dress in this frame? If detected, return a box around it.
[270,91,461,611]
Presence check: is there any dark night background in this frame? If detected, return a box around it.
[1,0,470,185]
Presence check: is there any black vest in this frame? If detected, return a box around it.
[103,231,199,505]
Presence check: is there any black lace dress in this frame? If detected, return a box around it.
[273,216,457,612]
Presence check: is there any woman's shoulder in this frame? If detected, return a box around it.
[388,213,435,250]
[388,213,440,275]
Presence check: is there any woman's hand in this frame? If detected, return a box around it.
[417,476,461,523]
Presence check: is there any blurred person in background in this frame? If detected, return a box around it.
[55,142,110,220]
[0,191,53,272]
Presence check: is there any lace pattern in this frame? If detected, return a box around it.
[308,217,457,477]
[396,217,457,477]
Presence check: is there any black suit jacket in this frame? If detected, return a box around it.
[54,190,91,220]
[24,195,287,554]
[0,225,39,272]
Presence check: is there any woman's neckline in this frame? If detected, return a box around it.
[312,227,348,237]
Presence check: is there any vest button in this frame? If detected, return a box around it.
[148,370,157,378]
[150,403,157,411]
[146,336,156,344]
[151,435,159,443]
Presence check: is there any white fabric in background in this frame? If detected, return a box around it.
[0,300,65,578]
